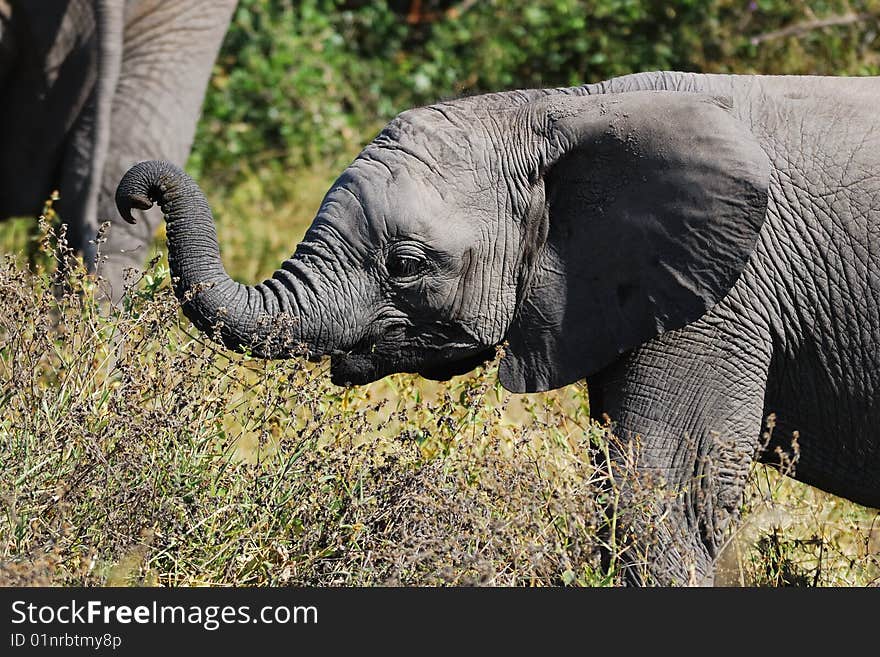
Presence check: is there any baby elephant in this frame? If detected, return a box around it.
[117,71,880,585]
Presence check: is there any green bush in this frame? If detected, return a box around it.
[192,0,406,179]
[192,0,880,180]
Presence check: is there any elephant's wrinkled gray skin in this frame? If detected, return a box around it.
[117,71,880,585]
[0,0,237,302]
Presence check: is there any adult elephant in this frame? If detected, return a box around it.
[117,71,880,585]
[0,0,237,302]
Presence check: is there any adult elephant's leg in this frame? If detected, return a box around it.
[95,0,237,303]
[1,0,100,226]
[588,304,772,585]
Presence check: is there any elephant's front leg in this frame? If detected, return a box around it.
[93,0,238,303]
[588,310,773,586]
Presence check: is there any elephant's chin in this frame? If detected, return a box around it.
[329,347,496,387]
[417,347,497,381]
[330,354,384,386]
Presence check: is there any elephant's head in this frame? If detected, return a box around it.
[116,90,770,391]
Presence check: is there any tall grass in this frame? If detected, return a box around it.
[0,174,877,586]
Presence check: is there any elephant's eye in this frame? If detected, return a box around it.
[387,254,423,278]
[386,245,427,279]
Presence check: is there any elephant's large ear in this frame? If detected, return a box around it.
[499,91,770,393]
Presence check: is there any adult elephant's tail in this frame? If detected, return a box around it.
[73,0,125,269]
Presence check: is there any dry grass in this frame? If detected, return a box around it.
[0,211,616,586]
[0,175,878,587]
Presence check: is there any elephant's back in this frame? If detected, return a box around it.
[583,70,879,125]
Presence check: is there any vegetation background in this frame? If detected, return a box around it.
[2,0,879,586]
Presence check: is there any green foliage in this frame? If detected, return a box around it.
[192,0,408,180]
[192,0,880,179]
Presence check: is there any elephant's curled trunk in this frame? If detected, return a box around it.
[115,160,319,359]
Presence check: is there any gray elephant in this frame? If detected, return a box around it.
[0,0,237,302]
[117,70,880,585]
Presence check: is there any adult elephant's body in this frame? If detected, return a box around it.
[117,71,880,585]
[0,0,237,301]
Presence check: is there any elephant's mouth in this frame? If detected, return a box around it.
[329,346,496,387]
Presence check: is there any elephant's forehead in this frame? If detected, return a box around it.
[361,108,497,182]
[343,157,451,214]
[316,173,491,264]
[318,164,454,240]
